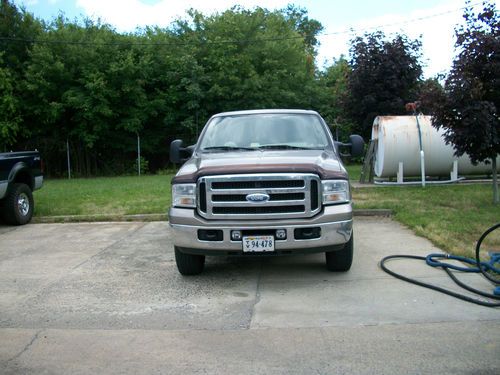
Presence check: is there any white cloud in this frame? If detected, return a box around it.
[76,0,495,78]
[317,0,467,78]
[76,0,289,31]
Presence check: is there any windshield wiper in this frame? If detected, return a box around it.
[202,146,257,152]
[257,144,322,150]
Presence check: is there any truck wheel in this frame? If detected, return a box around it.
[1,183,34,225]
[174,246,205,275]
[325,233,353,272]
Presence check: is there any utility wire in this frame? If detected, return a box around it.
[0,34,299,46]
[319,0,483,37]
[0,1,484,47]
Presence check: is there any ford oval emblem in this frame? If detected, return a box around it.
[246,193,270,203]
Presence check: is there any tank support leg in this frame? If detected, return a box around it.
[420,151,426,187]
[397,162,404,184]
[451,160,458,181]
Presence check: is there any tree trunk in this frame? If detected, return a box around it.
[493,157,499,204]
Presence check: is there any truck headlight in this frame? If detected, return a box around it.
[321,180,350,205]
[172,183,197,208]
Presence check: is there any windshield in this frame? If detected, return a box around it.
[198,113,330,151]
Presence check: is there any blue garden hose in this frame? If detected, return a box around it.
[380,223,500,307]
[425,253,500,274]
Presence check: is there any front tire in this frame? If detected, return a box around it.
[1,183,34,225]
[325,233,353,272]
[174,246,205,275]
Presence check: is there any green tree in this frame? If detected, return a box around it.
[175,7,323,117]
[0,0,42,149]
[346,31,423,139]
[316,57,353,140]
[11,5,327,176]
[418,77,444,114]
[0,0,42,75]
[0,55,20,150]
[423,1,499,203]
[283,5,323,57]
[23,16,140,175]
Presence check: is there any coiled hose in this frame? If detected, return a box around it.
[380,223,500,307]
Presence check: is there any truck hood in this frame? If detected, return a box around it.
[172,150,348,183]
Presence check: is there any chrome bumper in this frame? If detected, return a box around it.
[168,204,352,254]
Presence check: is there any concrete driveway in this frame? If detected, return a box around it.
[0,218,498,374]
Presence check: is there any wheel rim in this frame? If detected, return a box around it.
[17,193,30,216]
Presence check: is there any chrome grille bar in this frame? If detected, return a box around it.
[197,173,321,220]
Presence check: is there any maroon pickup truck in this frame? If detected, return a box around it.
[169,109,363,275]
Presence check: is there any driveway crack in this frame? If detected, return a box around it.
[247,260,264,329]
[7,329,43,363]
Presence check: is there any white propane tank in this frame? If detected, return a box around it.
[372,115,500,178]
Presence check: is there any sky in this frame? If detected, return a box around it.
[13,0,499,78]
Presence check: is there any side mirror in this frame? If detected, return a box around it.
[170,139,193,164]
[334,135,365,158]
[349,135,364,157]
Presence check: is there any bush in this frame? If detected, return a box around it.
[131,156,149,175]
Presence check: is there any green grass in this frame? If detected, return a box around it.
[345,164,362,181]
[353,184,498,257]
[34,175,173,217]
[33,169,499,257]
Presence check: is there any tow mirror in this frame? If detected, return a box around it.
[349,135,364,157]
[334,135,365,158]
[170,139,193,164]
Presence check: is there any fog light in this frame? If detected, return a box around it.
[276,229,287,240]
[231,230,242,241]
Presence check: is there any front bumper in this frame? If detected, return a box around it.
[168,204,352,255]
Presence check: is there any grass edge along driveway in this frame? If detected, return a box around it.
[33,172,498,257]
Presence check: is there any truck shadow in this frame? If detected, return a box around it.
[0,223,24,235]
[202,254,328,275]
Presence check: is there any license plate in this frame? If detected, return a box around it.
[243,235,275,252]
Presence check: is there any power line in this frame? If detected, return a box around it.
[0,34,304,46]
[0,1,484,47]
[0,29,307,46]
[319,1,483,37]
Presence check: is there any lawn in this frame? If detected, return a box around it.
[33,168,499,257]
[34,175,172,217]
[352,183,498,257]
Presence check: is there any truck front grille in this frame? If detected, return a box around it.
[197,173,321,220]
[211,193,305,202]
[211,180,304,190]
